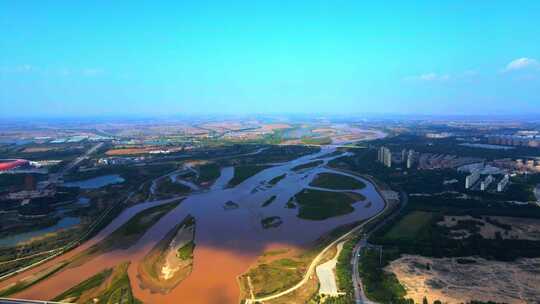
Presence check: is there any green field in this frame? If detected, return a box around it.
[261,195,277,207]
[0,262,67,297]
[52,262,142,304]
[294,189,364,220]
[52,268,112,302]
[154,177,191,198]
[196,163,221,184]
[358,248,408,304]
[70,201,181,266]
[292,160,323,172]
[228,165,271,187]
[300,137,332,145]
[309,172,366,190]
[261,216,283,228]
[177,241,195,260]
[268,173,286,185]
[108,201,180,243]
[244,258,305,297]
[383,211,434,240]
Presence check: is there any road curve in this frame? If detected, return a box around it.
[245,176,390,303]
[351,189,408,304]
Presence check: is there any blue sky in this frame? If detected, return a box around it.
[1,1,539,117]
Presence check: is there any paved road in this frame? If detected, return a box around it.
[246,179,392,303]
[49,142,104,183]
[352,239,376,304]
[351,189,408,304]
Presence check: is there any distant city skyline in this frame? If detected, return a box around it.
[1,1,539,117]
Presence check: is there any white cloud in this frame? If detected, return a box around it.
[504,57,539,72]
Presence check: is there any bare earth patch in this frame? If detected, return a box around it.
[438,215,540,240]
[387,255,540,304]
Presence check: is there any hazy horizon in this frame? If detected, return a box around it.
[1,1,539,117]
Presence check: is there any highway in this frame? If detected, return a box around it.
[351,189,408,304]
[49,142,104,183]
[352,238,376,304]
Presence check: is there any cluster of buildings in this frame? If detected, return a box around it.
[46,135,113,144]
[377,146,419,169]
[96,156,147,166]
[416,153,482,170]
[377,146,393,167]
[377,147,482,171]
[1,174,57,202]
[492,158,540,174]
[486,134,540,148]
[425,132,453,139]
[465,171,510,192]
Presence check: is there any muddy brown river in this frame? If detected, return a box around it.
[1,146,385,304]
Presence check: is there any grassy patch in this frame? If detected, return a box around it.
[262,195,277,207]
[292,160,323,172]
[245,258,305,297]
[383,211,434,240]
[0,262,67,297]
[177,241,195,260]
[154,177,191,198]
[70,201,180,266]
[268,173,286,185]
[372,196,540,261]
[261,216,283,229]
[97,262,142,304]
[196,163,221,184]
[228,165,271,187]
[294,189,362,220]
[359,248,409,304]
[262,248,290,257]
[52,268,112,302]
[309,172,366,190]
[325,238,357,304]
[108,201,179,242]
[301,137,332,145]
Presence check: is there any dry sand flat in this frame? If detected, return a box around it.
[316,241,345,296]
[387,255,540,304]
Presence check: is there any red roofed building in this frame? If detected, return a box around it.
[0,159,30,172]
